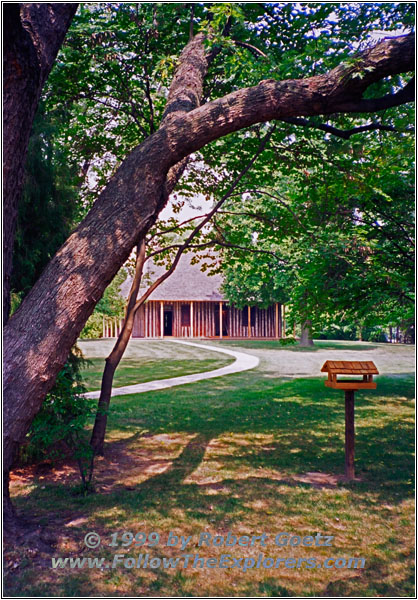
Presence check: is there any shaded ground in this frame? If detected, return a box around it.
[6,340,415,597]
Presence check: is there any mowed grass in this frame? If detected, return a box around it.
[6,341,415,597]
[81,356,234,392]
[217,339,380,351]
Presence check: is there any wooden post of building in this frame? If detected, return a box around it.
[275,303,279,339]
[160,301,164,338]
[102,316,105,338]
[345,390,355,480]
[219,301,223,339]
[282,305,286,337]
[248,306,251,338]
[190,301,194,338]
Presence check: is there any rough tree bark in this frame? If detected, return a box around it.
[3,3,78,325]
[89,29,210,457]
[89,128,273,456]
[3,31,415,518]
[3,31,208,521]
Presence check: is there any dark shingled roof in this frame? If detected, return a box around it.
[121,253,225,302]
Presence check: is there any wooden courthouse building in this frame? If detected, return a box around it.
[109,254,285,340]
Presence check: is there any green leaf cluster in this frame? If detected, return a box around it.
[21,347,95,487]
[81,268,127,338]
[11,104,82,303]
[20,3,414,343]
[218,117,414,338]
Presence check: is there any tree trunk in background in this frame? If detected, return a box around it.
[299,320,314,347]
[90,149,190,457]
[3,3,77,325]
[90,241,146,456]
[3,29,414,520]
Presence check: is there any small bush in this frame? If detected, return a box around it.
[318,323,358,340]
[362,327,388,343]
[20,346,95,488]
[279,337,297,346]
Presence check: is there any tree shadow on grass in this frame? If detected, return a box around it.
[7,369,414,599]
[11,372,414,531]
[134,432,212,493]
[322,549,415,598]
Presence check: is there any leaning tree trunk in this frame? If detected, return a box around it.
[3,32,208,520]
[89,127,272,456]
[3,31,414,519]
[89,155,190,457]
[3,3,77,325]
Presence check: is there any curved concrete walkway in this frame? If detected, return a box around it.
[84,340,259,399]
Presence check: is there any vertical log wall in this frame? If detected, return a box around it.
[120,301,283,339]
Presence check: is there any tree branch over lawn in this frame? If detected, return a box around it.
[3,24,415,518]
[89,128,274,456]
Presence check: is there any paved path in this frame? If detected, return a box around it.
[84,340,259,399]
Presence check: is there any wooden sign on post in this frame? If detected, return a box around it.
[321,360,379,480]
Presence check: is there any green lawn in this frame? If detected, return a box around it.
[81,356,234,392]
[6,341,415,597]
[216,339,380,351]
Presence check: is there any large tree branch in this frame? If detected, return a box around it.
[135,128,274,309]
[3,30,207,482]
[280,118,403,139]
[332,75,415,113]
[3,31,415,479]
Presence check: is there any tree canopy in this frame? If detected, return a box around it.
[217,115,414,336]
[3,2,415,520]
